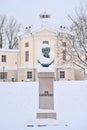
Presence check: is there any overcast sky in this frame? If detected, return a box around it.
[0,0,87,28]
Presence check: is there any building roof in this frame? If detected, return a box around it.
[18,22,72,38]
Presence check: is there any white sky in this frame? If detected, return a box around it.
[0,0,87,28]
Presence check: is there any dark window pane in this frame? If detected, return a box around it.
[60,71,65,78]
[27,71,32,79]
[0,72,7,79]
[25,42,29,47]
[2,55,6,62]
[43,41,49,44]
[25,51,29,61]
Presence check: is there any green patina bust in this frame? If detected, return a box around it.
[38,43,54,67]
[42,46,50,58]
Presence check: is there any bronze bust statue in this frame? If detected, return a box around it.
[38,43,54,67]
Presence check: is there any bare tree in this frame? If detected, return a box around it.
[0,15,6,48]
[68,6,87,69]
[5,16,21,49]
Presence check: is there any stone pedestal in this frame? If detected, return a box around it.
[37,71,57,119]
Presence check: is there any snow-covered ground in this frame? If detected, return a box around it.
[0,81,87,130]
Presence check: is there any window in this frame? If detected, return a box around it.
[44,91,48,94]
[2,55,6,62]
[43,41,49,44]
[25,42,29,47]
[12,78,14,82]
[25,51,29,61]
[0,72,7,79]
[63,50,66,61]
[62,42,66,47]
[27,71,32,79]
[60,71,65,78]
[40,14,50,18]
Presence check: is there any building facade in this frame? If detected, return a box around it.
[0,24,85,82]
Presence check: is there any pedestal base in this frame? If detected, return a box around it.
[27,118,68,128]
[37,112,57,119]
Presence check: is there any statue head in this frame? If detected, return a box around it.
[42,43,50,58]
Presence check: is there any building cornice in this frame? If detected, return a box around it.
[0,49,20,53]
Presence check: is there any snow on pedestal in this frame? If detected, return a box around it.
[38,56,54,67]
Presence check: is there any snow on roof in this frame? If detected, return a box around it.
[17,29,32,37]
[0,49,19,53]
[18,22,72,38]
